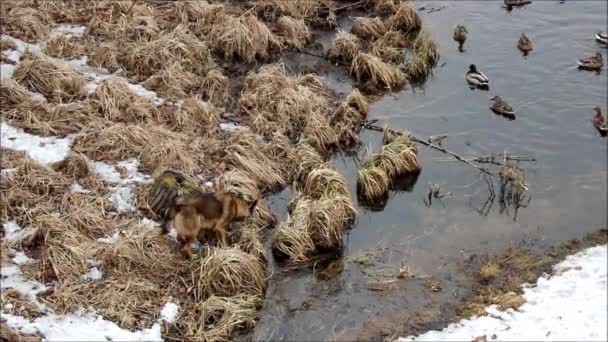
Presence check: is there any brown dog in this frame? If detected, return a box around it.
[164,191,257,258]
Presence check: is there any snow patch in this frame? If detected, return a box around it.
[128,83,165,106]
[97,231,121,245]
[220,122,243,133]
[1,265,48,309]
[398,244,608,342]
[160,302,179,324]
[69,182,90,194]
[12,252,34,265]
[1,122,73,164]
[2,221,34,244]
[81,267,103,281]
[92,159,151,213]
[50,25,86,38]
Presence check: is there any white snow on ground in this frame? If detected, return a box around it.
[160,302,179,324]
[398,244,608,342]
[50,24,86,38]
[81,267,103,281]
[12,252,34,265]
[1,264,48,308]
[69,182,91,194]
[128,83,165,106]
[1,122,73,164]
[2,221,34,244]
[220,122,244,133]
[92,159,152,213]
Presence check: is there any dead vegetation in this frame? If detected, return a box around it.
[327,29,362,62]
[143,62,198,101]
[13,54,85,101]
[351,52,405,90]
[0,321,41,342]
[405,29,439,81]
[1,6,52,42]
[276,16,310,49]
[351,17,387,41]
[90,78,159,123]
[200,69,229,106]
[165,97,220,134]
[44,35,84,59]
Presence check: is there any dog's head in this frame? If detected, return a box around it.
[231,196,258,222]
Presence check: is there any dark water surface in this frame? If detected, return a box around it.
[252,1,608,340]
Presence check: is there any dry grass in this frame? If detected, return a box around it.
[326,29,362,62]
[143,62,198,101]
[87,41,123,73]
[210,14,281,62]
[357,166,391,203]
[4,99,92,137]
[1,288,43,319]
[180,294,261,342]
[272,198,317,262]
[189,247,267,301]
[479,260,500,280]
[351,17,387,41]
[73,122,208,175]
[224,130,287,192]
[1,79,30,112]
[371,31,407,64]
[405,29,439,81]
[387,2,421,33]
[44,35,84,59]
[309,195,357,250]
[332,89,369,146]
[2,7,52,42]
[1,37,18,51]
[303,167,350,200]
[351,52,405,89]
[237,63,331,144]
[253,0,330,22]
[90,78,160,123]
[237,217,269,262]
[373,0,400,17]
[201,69,229,106]
[13,55,85,101]
[120,25,214,80]
[276,16,310,49]
[291,140,325,182]
[163,97,220,134]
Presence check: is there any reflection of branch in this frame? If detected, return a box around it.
[362,123,493,175]
[474,175,495,216]
[472,153,536,166]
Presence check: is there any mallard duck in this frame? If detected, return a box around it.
[577,52,603,71]
[453,25,468,52]
[466,64,489,89]
[517,33,533,55]
[596,32,608,45]
[504,0,532,7]
[490,96,516,120]
[592,107,607,137]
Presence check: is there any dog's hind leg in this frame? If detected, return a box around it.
[214,223,228,247]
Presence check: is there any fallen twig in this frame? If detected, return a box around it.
[362,122,494,175]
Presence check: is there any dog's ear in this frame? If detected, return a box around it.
[248,199,258,213]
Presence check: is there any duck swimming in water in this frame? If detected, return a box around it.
[592,107,607,137]
[517,33,533,56]
[577,52,603,71]
[466,64,489,89]
[453,25,468,52]
[596,32,607,45]
[490,96,516,120]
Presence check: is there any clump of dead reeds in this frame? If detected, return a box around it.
[405,29,439,81]
[190,247,267,301]
[0,79,30,111]
[371,31,407,64]
[326,29,362,62]
[73,122,206,175]
[272,199,317,262]
[210,14,281,63]
[303,167,350,200]
[237,63,331,145]
[87,41,123,73]
[181,294,261,342]
[351,17,387,41]
[331,89,369,146]
[1,288,43,319]
[90,78,159,123]
[120,25,214,80]
[301,110,339,152]
[116,14,161,42]
[237,216,269,262]
[200,69,229,106]
[224,130,287,192]
[373,0,400,17]
[276,16,310,49]
[165,97,220,133]
[143,62,198,101]
[357,130,420,203]
[291,140,325,182]
[351,52,405,89]
[0,37,17,51]
[44,35,84,59]
[13,55,85,101]
[5,100,92,137]
[387,2,421,33]
[479,260,500,281]
[2,7,52,42]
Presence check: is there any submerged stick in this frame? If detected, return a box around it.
[362,122,494,176]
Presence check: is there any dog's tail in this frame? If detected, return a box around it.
[249,199,258,213]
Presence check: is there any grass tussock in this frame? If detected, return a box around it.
[1,79,30,112]
[326,29,362,63]
[303,167,350,200]
[87,41,123,73]
[238,217,269,262]
[237,63,331,145]
[0,157,71,226]
[1,288,43,319]
[224,130,287,192]
[164,97,220,134]
[210,14,281,63]
[189,247,267,301]
[120,26,214,80]
[332,89,369,146]
[405,29,439,81]
[351,17,387,41]
[373,0,400,17]
[73,122,208,175]
[180,294,261,342]
[4,99,92,137]
[371,31,407,64]
[200,69,229,106]
[276,16,310,49]
[44,35,84,59]
[1,37,17,51]
[143,62,198,101]
[387,2,421,33]
[2,7,52,42]
[351,52,405,89]
[272,199,317,262]
[91,78,160,123]
[253,0,332,24]
[13,55,85,101]
[479,260,500,281]
[357,131,420,202]
[291,140,324,182]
